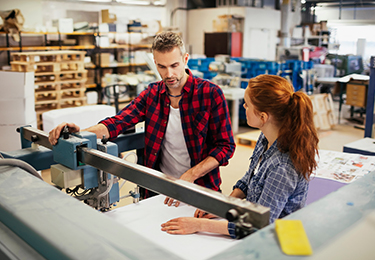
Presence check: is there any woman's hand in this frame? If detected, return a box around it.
[161,217,203,235]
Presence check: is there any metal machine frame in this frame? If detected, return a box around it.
[1,126,270,233]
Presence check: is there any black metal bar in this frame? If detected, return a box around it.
[365,56,375,137]
[6,32,10,64]
[18,32,22,52]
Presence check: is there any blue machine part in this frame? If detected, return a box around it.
[97,141,120,204]
[188,58,217,79]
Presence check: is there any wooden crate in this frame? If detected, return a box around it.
[11,61,85,73]
[11,50,86,63]
[235,130,261,148]
[309,93,336,131]
[10,50,88,130]
[34,71,87,84]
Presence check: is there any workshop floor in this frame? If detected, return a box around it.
[41,101,365,209]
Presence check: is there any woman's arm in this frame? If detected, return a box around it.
[161,217,229,236]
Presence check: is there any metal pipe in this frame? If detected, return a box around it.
[20,127,53,150]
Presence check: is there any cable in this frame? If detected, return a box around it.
[0,158,43,180]
[98,171,114,199]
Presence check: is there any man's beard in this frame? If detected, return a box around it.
[164,75,182,89]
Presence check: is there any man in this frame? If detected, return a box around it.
[48,31,235,206]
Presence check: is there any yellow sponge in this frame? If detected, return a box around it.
[275,219,313,255]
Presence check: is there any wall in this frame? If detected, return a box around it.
[187,6,280,60]
[41,0,168,32]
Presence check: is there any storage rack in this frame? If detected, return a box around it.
[0,30,153,103]
[10,50,88,129]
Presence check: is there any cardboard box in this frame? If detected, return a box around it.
[0,120,37,152]
[213,15,243,32]
[0,96,36,124]
[101,10,116,24]
[96,53,111,66]
[0,71,35,99]
[52,18,74,33]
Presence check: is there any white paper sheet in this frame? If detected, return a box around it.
[104,195,240,260]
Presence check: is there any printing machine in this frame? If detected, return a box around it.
[1,126,375,259]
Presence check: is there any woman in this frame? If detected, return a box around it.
[161,74,319,238]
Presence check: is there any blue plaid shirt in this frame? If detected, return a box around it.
[228,132,309,238]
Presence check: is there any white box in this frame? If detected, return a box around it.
[0,71,35,99]
[51,164,83,188]
[42,105,116,133]
[0,97,36,124]
[52,18,74,33]
[0,120,37,152]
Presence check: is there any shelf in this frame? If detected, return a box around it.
[85,62,147,69]
[0,45,95,51]
[98,44,151,49]
[86,84,97,89]
[0,31,95,36]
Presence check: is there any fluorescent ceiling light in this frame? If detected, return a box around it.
[80,0,112,2]
[116,0,150,5]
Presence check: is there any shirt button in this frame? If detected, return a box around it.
[154,153,157,155]
[164,121,167,124]
[159,137,162,139]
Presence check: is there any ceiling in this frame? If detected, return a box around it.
[187,0,375,8]
[304,0,375,8]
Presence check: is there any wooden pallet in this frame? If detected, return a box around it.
[235,130,261,147]
[309,93,336,131]
[34,71,87,84]
[35,88,86,104]
[35,81,86,92]
[11,61,85,73]
[35,97,87,130]
[11,50,86,63]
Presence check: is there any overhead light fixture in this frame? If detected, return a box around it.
[80,0,112,2]
[116,0,151,5]
[301,0,306,4]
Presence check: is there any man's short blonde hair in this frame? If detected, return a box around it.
[152,31,186,55]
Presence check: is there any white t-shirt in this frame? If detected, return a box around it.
[159,106,191,178]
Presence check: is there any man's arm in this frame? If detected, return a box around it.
[82,123,110,140]
[164,156,219,207]
[179,156,219,183]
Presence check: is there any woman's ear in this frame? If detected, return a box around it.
[260,112,269,125]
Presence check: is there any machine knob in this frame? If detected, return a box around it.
[31,135,39,142]
[101,135,108,145]
[226,209,239,222]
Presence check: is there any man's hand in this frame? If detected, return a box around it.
[48,122,80,145]
[161,217,203,235]
[164,197,180,207]
[194,209,217,219]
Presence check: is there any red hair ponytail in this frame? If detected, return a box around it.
[247,75,319,179]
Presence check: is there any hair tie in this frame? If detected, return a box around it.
[289,93,294,105]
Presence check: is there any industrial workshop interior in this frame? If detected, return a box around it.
[0,0,375,259]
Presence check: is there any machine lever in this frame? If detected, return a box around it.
[61,125,70,140]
